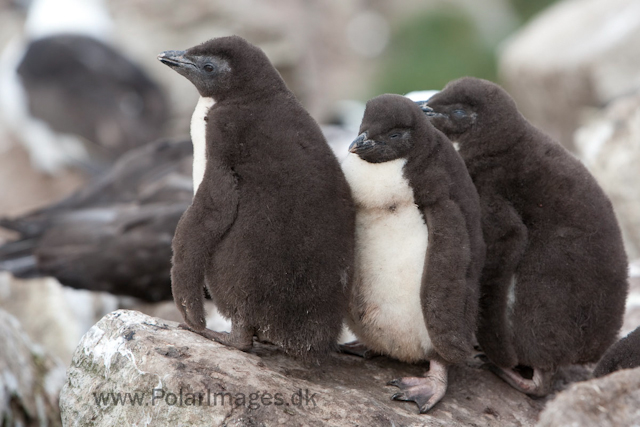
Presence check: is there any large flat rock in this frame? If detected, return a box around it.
[61,310,552,426]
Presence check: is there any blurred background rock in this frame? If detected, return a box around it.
[0,0,639,423]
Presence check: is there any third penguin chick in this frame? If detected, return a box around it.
[340,94,485,413]
[593,326,640,378]
[158,36,355,362]
[422,77,629,396]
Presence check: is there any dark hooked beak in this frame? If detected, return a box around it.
[414,101,444,118]
[349,133,374,153]
[157,50,195,70]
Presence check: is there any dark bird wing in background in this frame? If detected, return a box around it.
[17,34,170,171]
[0,138,193,302]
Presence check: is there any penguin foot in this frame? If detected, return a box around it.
[339,340,377,359]
[488,364,553,397]
[179,323,254,352]
[388,360,448,413]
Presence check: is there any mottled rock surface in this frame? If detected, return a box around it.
[0,309,66,427]
[61,310,556,427]
[499,0,640,151]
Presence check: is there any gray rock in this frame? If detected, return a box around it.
[61,310,549,426]
[622,261,640,338]
[499,0,640,151]
[0,308,66,427]
[537,367,640,427]
[574,93,640,259]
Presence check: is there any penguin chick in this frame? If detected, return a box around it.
[158,36,355,362]
[593,326,640,378]
[340,94,484,413]
[422,77,629,396]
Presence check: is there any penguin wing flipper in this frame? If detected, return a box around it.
[419,194,475,364]
[170,160,239,331]
[593,326,640,377]
[475,192,528,367]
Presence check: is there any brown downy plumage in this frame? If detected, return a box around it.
[423,77,628,396]
[159,36,355,362]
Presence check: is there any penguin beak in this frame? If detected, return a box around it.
[157,50,195,71]
[349,133,374,153]
[415,101,444,118]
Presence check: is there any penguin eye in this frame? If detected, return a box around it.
[452,109,467,118]
[389,133,401,139]
[203,64,214,73]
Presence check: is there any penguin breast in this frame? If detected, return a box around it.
[190,96,215,195]
[341,154,433,363]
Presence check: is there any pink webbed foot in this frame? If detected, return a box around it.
[388,359,448,413]
[488,364,553,397]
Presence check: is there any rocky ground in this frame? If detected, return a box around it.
[58,310,576,427]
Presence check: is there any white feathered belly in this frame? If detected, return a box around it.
[190,96,215,195]
[341,154,433,363]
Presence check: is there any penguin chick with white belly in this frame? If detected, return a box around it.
[340,94,485,413]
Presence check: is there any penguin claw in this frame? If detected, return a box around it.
[178,322,194,331]
[388,369,448,414]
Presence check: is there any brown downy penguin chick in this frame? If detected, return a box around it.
[593,326,640,378]
[157,36,355,361]
[420,77,629,396]
[340,94,485,413]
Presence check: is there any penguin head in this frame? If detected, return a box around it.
[349,94,428,164]
[158,35,285,100]
[420,76,521,144]
[158,48,232,98]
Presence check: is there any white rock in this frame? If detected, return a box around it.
[0,309,66,426]
[574,93,640,259]
[499,0,640,151]
[0,272,118,365]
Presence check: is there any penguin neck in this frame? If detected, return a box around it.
[341,154,413,209]
[190,96,215,195]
